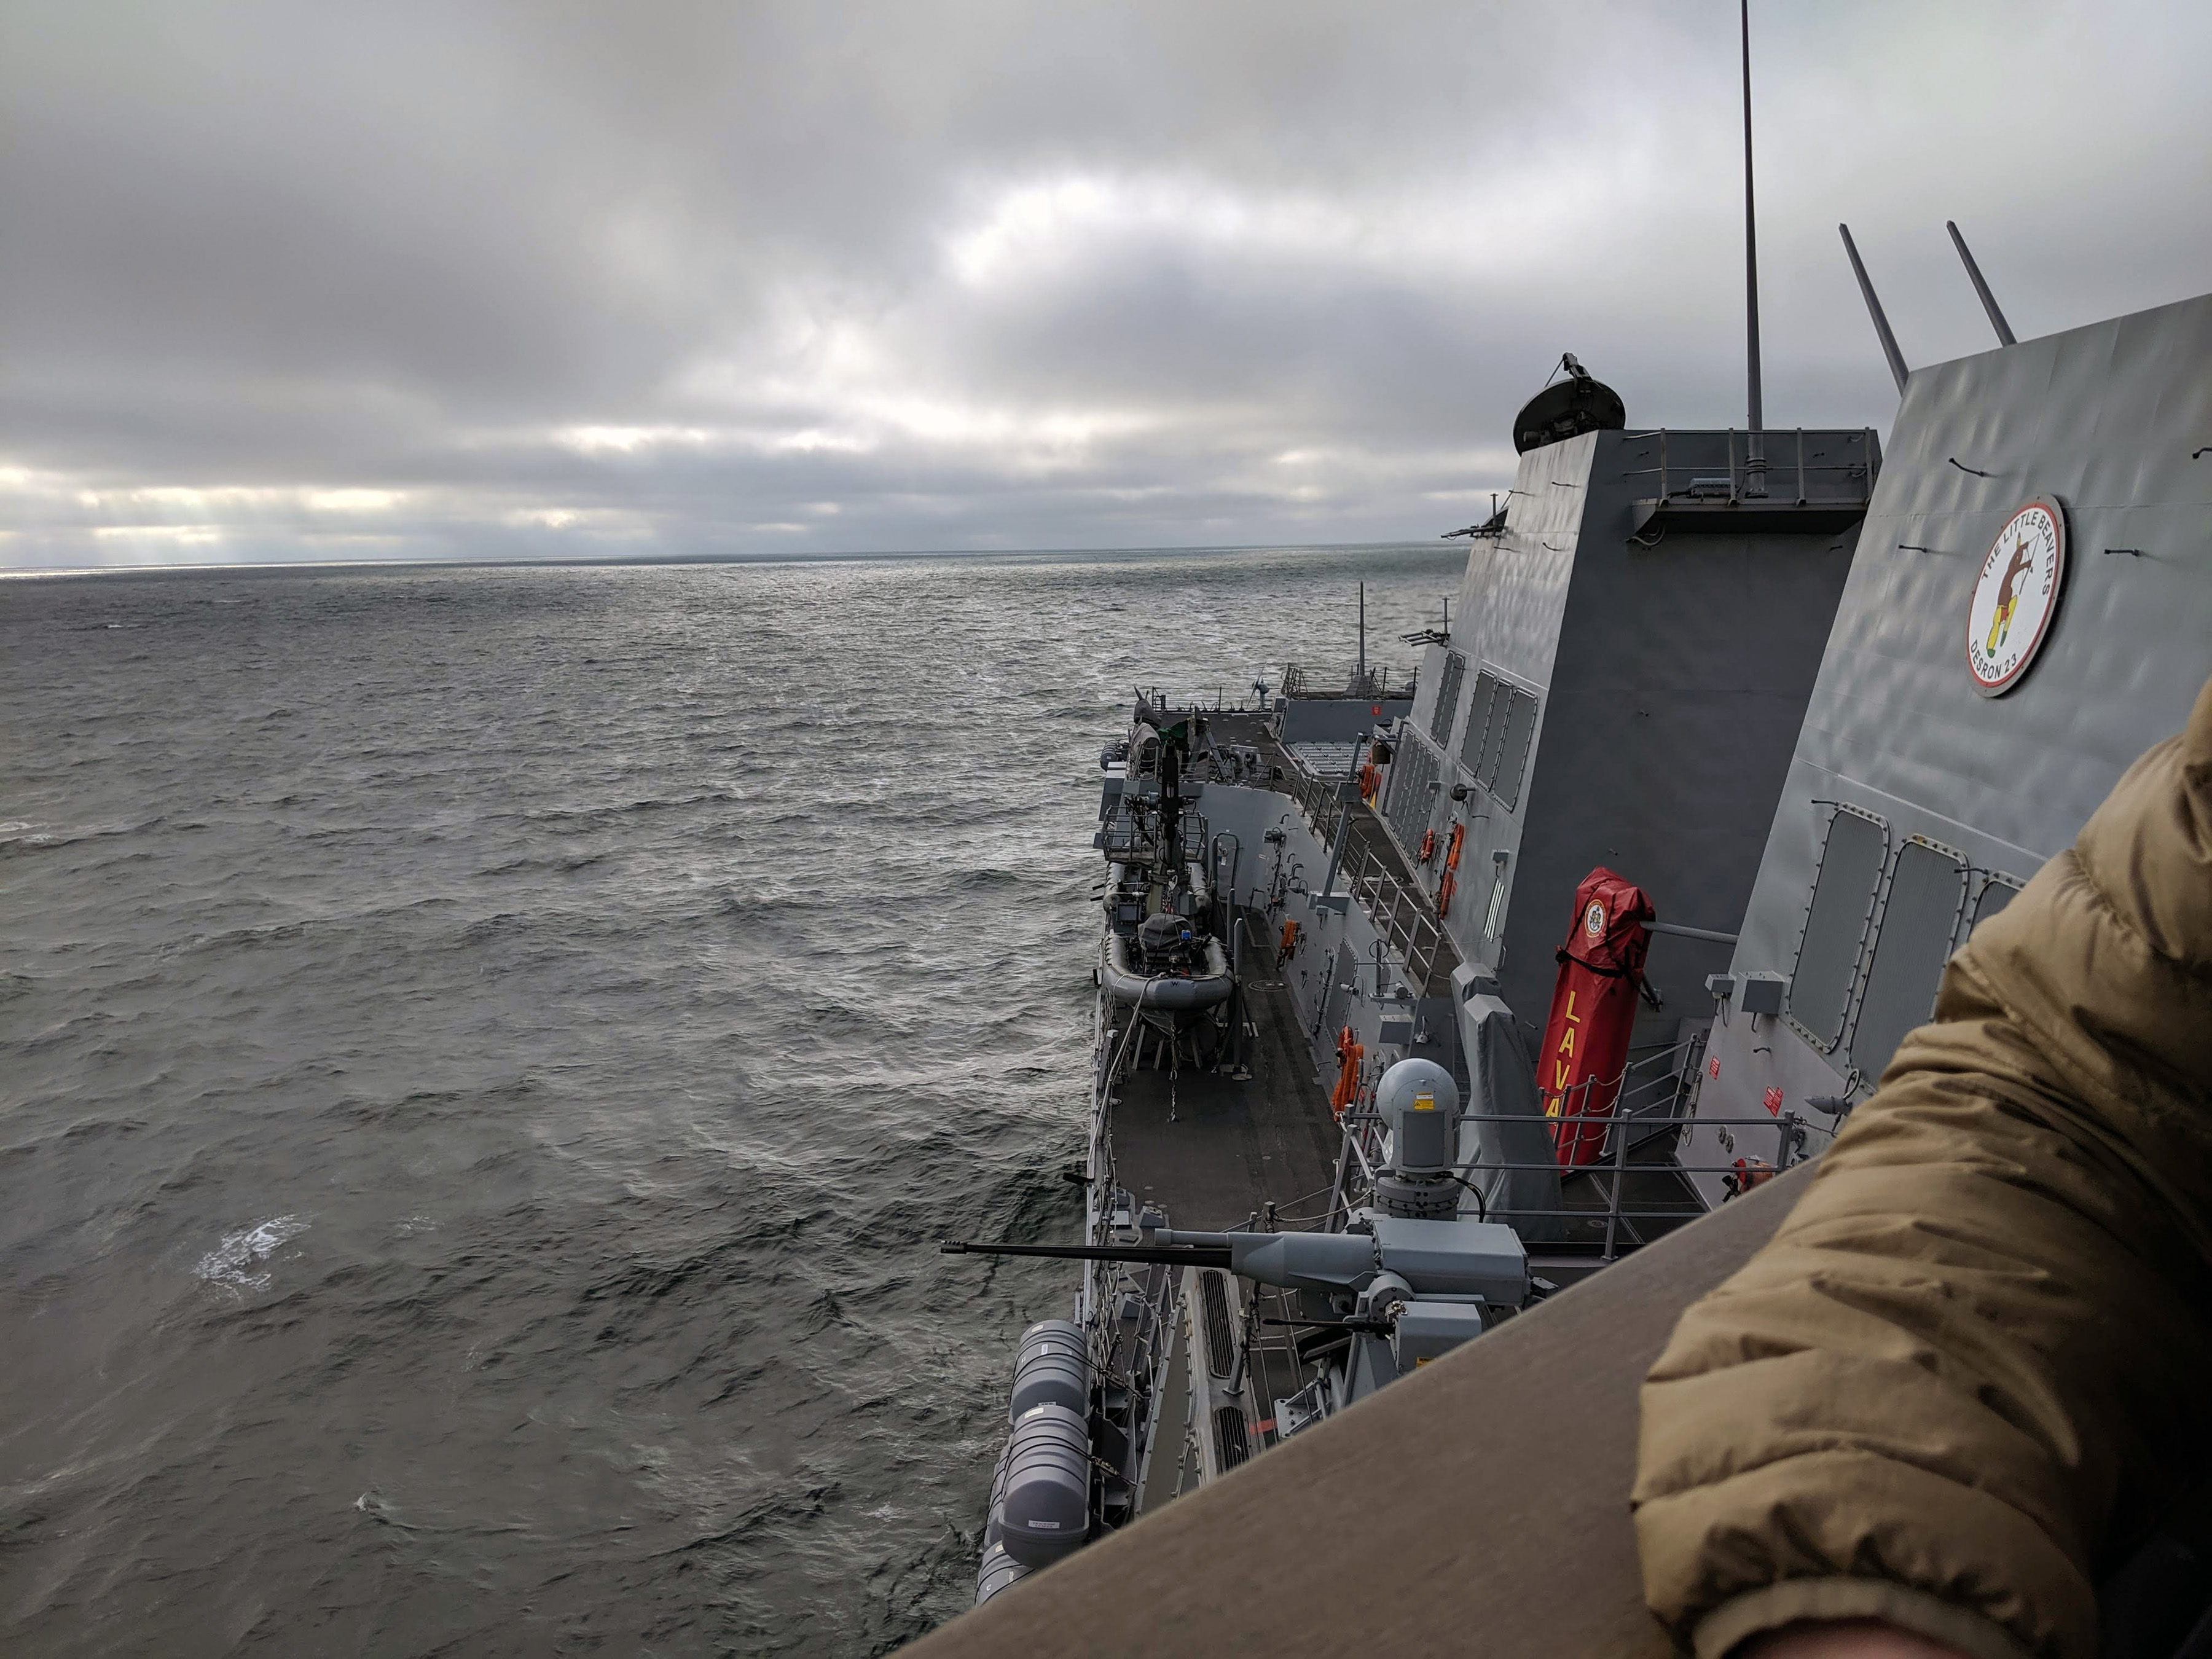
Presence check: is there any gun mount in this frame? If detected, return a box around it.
[942,1214,1528,1312]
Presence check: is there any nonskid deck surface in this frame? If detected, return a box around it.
[1106,909,1341,1233]
[1528,1140,1707,1285]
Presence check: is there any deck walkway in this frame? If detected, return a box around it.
[1106,909,1340,1232]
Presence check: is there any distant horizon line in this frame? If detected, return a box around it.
[0,538,1455,582]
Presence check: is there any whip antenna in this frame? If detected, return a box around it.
[1838,222,1910,395]
[1741,0,1766,493]
[1946,220,2017,347]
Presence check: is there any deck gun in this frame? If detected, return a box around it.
[945,1059,1530,1393]
[943,1209,1528,1382]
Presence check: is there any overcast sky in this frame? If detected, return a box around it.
[4,1,2208,571]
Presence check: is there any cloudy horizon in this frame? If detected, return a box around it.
[4,0,2208,572]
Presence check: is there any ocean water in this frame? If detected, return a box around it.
[0,546,1460,1657]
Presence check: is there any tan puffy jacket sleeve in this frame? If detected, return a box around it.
[1634,675,2212,1659]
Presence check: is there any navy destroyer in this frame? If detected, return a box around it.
[926,281,2212,1654]
[919,30,2212,1649]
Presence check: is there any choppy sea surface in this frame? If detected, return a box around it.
[0,546,1459,1656]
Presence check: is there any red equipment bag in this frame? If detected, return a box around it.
[1537,867,1653,1167]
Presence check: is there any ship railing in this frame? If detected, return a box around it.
[1100,820,1150,863]
[1454,1119,1805,1263]
[1343,844,1445,990]
[1282,763,1349,845]
[1617,426,1878,508]
[1134,686,1272,719]
[1324,1029,1810,1264]
[1281,662,1401,701]
[1333,1121,1806,1268]
[1271,774,1445,987]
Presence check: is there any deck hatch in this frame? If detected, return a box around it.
[1459,670,1504,774]
[1966,872,2025,942]
[1786,805,1887,1054]
[1429,653,1467,747]
[1490,686,1539,810]
[1386,737,1441,865]
[1454,667,1538,810]
[1848,837,1969,1078]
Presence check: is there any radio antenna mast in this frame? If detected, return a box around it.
[1946,220,2017,347]
[1741,0,1766,494]
[1838,223,1910,394]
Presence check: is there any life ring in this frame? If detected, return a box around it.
[1418,829,1435,863]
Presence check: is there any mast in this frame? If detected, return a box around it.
[1838,224,1910,394]
[1741,0,1766,492]
[1357,582,1367,690]
[1945,220,2017,346]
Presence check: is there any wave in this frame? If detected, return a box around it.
[477,850,611,877]
[0,546,1454,1652]
[0,815,165,851]
[195,1215,310,1293]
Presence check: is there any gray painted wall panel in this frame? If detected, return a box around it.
[1373,425,1868,1062]
[1491,430,1860,1041]
[1689,289,2212,1200]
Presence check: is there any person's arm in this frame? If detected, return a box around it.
[1634,677,2212,1659]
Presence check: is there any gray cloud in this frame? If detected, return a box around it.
[3,0,2208,568]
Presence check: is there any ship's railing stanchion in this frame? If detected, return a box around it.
[1601,1082,1630,1261]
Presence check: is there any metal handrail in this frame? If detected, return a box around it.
[1282,662,1402,700]
[1277,767,1448,987]
[1345,844,1444,988]
[1135,689,1271,717]
[1324,1027,1813,1261]
[1284,764,1346,846]
[1622,427,1877,508]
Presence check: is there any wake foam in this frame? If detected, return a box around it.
[195,1215,310,1292]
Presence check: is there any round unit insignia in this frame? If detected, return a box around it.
[1582,900,1606,940]
[1966,499,2068,697]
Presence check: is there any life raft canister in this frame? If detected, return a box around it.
[1328,1032,1365,1118]
[1435,823,1465,915]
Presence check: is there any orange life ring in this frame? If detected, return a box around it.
[1418,828,1435,863]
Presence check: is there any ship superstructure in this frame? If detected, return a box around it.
[901,0,2212,1632]
[1679,290,2212,1192]
[930,272,2212,1622]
